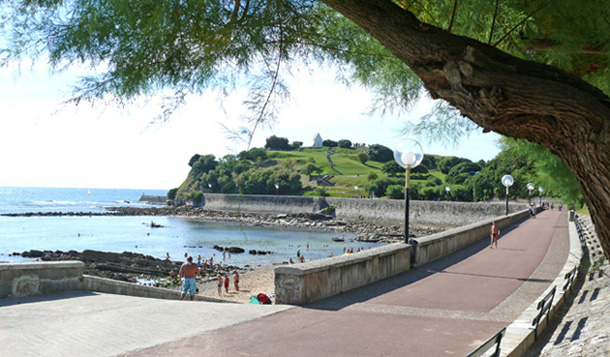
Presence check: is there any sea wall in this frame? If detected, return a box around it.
[0,261,83,299]
[274,208,534,305]
[0,261,228,303]
[193,193,525,227]
[275,243,412,305]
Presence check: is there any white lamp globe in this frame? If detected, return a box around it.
[527,183,535,191]
[538,187,544,193]
[501,174,514,188]
[394,139,424,169]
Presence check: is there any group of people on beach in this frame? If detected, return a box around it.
[177,255,240,300]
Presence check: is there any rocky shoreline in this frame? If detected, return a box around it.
[3,205,444,243]
[4,205,445,290]
[11,249,243,289]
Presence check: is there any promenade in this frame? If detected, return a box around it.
[0,210,568,356]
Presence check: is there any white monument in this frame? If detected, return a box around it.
[313,133,323,147]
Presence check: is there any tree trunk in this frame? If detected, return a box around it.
[321,0,610,259]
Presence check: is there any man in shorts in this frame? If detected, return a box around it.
[179,256,199,300]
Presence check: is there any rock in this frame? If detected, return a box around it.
[227,247,245,254]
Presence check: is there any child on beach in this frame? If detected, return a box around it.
[224,275,230,293]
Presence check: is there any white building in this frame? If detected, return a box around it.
[313,133,323,147]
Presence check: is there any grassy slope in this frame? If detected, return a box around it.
[267,147,445,197]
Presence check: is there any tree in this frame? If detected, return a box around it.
[291,141,303,150]
[382,161,403,177]
[322,139,338,147]
[3,1,610,257]
[357,152,369,164]
[337,139,352,148]
[438,156,470,174]
[301,163,320,176]
[265,135,291,151]
[366,144,393,163]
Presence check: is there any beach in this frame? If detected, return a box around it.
[197,265,276,304]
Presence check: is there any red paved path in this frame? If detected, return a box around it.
[125,210,567,356]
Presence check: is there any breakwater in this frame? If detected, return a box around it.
[180,193,526,228]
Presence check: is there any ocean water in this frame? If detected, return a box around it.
[0,187,369,267]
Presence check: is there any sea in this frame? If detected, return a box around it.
[0,187,371,268]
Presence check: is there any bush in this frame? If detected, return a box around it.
[386,185,405,199]
[265,135,291,150]
[357,152,369,164]
[167,188,178,200]
[411,173,431,180]
[189,191,204,204]
[323,139,338,147]
[338,139,352,148]
[366,144,393,162]
[367,172,378,181]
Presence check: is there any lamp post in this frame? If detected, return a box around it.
[526,183,535,205]
[445,186,451,201]
[501,174,514,215]
[538,187,544,205]
[354,185,359,198]
[394,139,424,244]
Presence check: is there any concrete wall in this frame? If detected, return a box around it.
[0,261,227,302]
[83,276,227,303]
[275,243,412,305]
[194,193,525,227]
[411,208,533,267]
[274,208,535,305]
[0,261,84,299]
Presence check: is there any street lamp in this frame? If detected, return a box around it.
[394,139,424,244]
[354,185,359,198]
[538,186,544,205]
[501,174,514,215]
[445,186,451,201]
[526,183,535,205]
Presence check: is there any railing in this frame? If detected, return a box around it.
[563,266,577,292]
[532,285,556,339]
[466,327,506,357]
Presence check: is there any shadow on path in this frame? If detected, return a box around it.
[0,290,99,308]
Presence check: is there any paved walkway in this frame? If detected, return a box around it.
[526,214,610,356]
[0,210,568,356]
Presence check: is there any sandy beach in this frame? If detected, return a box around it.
[197,265,277,304]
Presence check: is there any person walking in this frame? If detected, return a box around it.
[179,256,199,301]
[490,221,500,249]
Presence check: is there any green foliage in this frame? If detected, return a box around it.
[238,147,268,162]
[236,168,302,195]
[411,164,429,174]
[188,154,201,168]
[366,144,393,163]
[446,161,482,184]
[301,163,320,176]
[306,187,329,197]
[337,139,352,148]
[501,138,584,207]
[357,152,369,164]
[386,185,404,199]
[382,161,403,176]
[367,172,378,181]
[421,155,438,170]
[322,139,338,148]
[291,141,303,150]
[191,155,218,177]
[188,191,203,204]
[265,135,291,151]
[438,156,470,174]
[167,188,178,200]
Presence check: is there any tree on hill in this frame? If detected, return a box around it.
[357,152,369,164]
[366,144,393,163]
[191,155,218,177]
[446,162,482,185]
[438,156,471,174]
[323,139,338,148]
[338,139,352,148]
[4,1,610,259]
[265,135,291,151]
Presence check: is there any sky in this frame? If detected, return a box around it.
[0,62,501,190]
